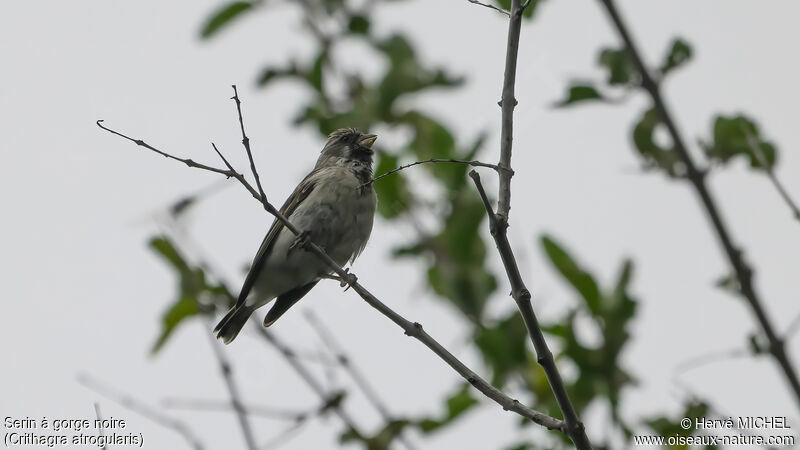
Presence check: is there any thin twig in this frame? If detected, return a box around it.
[741,124,800,222]
[162,398,308,421]
[304,310,416,450]
[231,85,269,207]
[598,0,800,411]
[466,0,510,17]
[363,158,510,188]
[673,347,750,374]
[96,120,234,177]
[93,403,108,450]
[470,171,590,447]
[260,420,307,450]
[206,330,258,450]
[77,374,205,450]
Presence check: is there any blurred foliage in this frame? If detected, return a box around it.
[139,1,737,448]
[555,33,781,178]
[659,38,693,77]
[553,83,604,107]
[632,107,683,176]
[539,236,637,427]
[148,237,229,353]
[200,1,254,38]
[700,114,777,170]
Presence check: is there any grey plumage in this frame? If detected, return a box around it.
[214,128,378,344]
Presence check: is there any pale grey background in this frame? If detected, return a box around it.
[2,0,799,448]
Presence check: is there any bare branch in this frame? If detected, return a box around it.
[363,158,511,188]
[467,0,510,17]
[304,310,416,450]
[206,330,258,450]
[598,0,800,411]
[96,120,234,177]
[231,85,269,206]
[77,374,205,450]
[741,124,800,222]
[470,170,590,447]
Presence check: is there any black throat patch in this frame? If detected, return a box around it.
[348,160,373,194]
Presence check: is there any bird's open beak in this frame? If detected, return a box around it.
[359,134,377,148]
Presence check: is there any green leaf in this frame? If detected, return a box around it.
[257,63,300,86]
[554,84,605,107]
[307,51,327,93]
[540,235,601,315]
[660,38,693,76]
[701,114,777,170]
[347,15,370,34]
[714,272,739,293]
[597,47,637,86]
[200,2,253,39]
[151,296,199,353]
[632,107,683,176]
[148,237,229,353]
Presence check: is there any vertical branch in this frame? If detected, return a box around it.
[206,331,258,450]
[473,0,594,447]
[470,172,591,449]
[496,0,522,219]
[597,0,800,410]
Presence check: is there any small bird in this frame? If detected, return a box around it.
[214,128,378,344]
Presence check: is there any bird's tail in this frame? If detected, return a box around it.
[214,305,255,345]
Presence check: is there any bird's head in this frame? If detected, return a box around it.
[316,128,377,168]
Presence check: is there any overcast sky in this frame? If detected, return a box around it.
[2,0,799,449]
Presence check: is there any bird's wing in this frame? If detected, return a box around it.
[235,172,318,306]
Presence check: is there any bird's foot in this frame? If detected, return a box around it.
[288,230,311,254]
[339,268,357,291]
[321,269,357,291]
